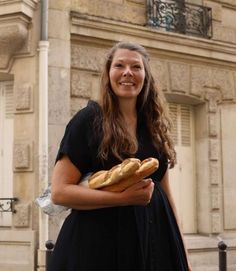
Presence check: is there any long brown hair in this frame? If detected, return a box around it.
[98,41,176,168]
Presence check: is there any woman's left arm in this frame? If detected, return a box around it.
[160,169,192,271]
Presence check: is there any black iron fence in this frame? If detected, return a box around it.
[147,0,212,39]
[45,240,54,271]
[218,241,227,271]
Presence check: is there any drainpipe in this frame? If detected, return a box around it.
[38,0,49,252]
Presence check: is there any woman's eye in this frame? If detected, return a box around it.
[113,63,123,68]
[133,65,142,69]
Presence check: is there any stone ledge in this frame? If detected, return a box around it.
[70,12,236,65]
[186,234,236,269]
[194,264,236,271]
[186,235,219,251]
[0,230,36,271]
[0,0,39,18]
[219,0,236,9]
[185,234,236,251]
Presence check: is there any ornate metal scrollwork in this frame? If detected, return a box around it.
[0,198,18,213]
[147,0,212,39]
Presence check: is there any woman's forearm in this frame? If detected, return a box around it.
[51,183,124,209]
[51,156,154,210]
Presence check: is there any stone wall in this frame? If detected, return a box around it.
[0,0,236,270]
[71,0,146,25]
[0,1,40,270]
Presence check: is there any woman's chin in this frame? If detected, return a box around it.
[116,91,140,99]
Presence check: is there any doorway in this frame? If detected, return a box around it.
[168,103,197,233]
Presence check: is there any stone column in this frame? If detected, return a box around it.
[205,88,222,234]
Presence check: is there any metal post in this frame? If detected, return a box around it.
[218,240,227,271]
[45,240,54,271]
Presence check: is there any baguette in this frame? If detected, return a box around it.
[102,157,159,192]
[88,158,141,189]
[88,157,159,192]
[87,170,108,189]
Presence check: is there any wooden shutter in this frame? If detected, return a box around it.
[168,103,196,233]
[0,81,14,226]
[169,103,191,147]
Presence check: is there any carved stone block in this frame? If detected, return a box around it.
[212,69,235,101]
[191,66,212,97]
[169,62,189,93]
[13,142,33,171]
[17,25,32,55]
[208,114,217,137]
[0,22,28,70]
[71,69,92,98]
[205,88,221,113]
[48,67,70,124]
[14,203,30,228]
[211,212,221,233]
[213,23,236,44]
[71,44,106,71]
[72,0,145,24]
[209,139,219,161]
[15,83,33,112]
[150,59,168,91]
[38,152,49,184]
[209,161,219,184]
[211,186,220,210]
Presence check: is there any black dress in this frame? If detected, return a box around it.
[49,101,189,271]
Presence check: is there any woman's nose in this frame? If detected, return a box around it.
[123,66,133,76]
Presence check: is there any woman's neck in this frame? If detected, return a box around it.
[118,99,137,138]
[118,99,137,118]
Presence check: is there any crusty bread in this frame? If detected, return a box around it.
[87,170,108,189]
[88,158,141,189]
[88,157,159,192]
[102,157,159,192]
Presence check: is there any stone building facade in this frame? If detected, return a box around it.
[0,0,236,270]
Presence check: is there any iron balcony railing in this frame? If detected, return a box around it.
[0,198,18,213]
[147,0,212,39]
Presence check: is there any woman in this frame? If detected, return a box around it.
[50,41,191,271]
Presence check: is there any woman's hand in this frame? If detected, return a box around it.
[120,178,154,206]
[51,156,154,209]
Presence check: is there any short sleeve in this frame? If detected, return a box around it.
[157,152,168,180]
[151,152,168,182]
[55,103,96,174]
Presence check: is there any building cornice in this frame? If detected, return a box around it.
[71,12,236,66]
[211,0,236,10]
[0,0,39,70]
[0,0,38,18]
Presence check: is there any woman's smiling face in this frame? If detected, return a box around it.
[109,49,145,102]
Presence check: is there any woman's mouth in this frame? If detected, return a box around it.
[119,81,135,86]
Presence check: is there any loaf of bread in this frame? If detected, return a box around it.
[88,158,141,189]
[88,157,159,192]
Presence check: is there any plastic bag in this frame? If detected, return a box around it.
[35,172,92,216]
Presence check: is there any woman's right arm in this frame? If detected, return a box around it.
[51,156,154,210]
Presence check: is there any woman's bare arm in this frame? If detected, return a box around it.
[51,156,154,210]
